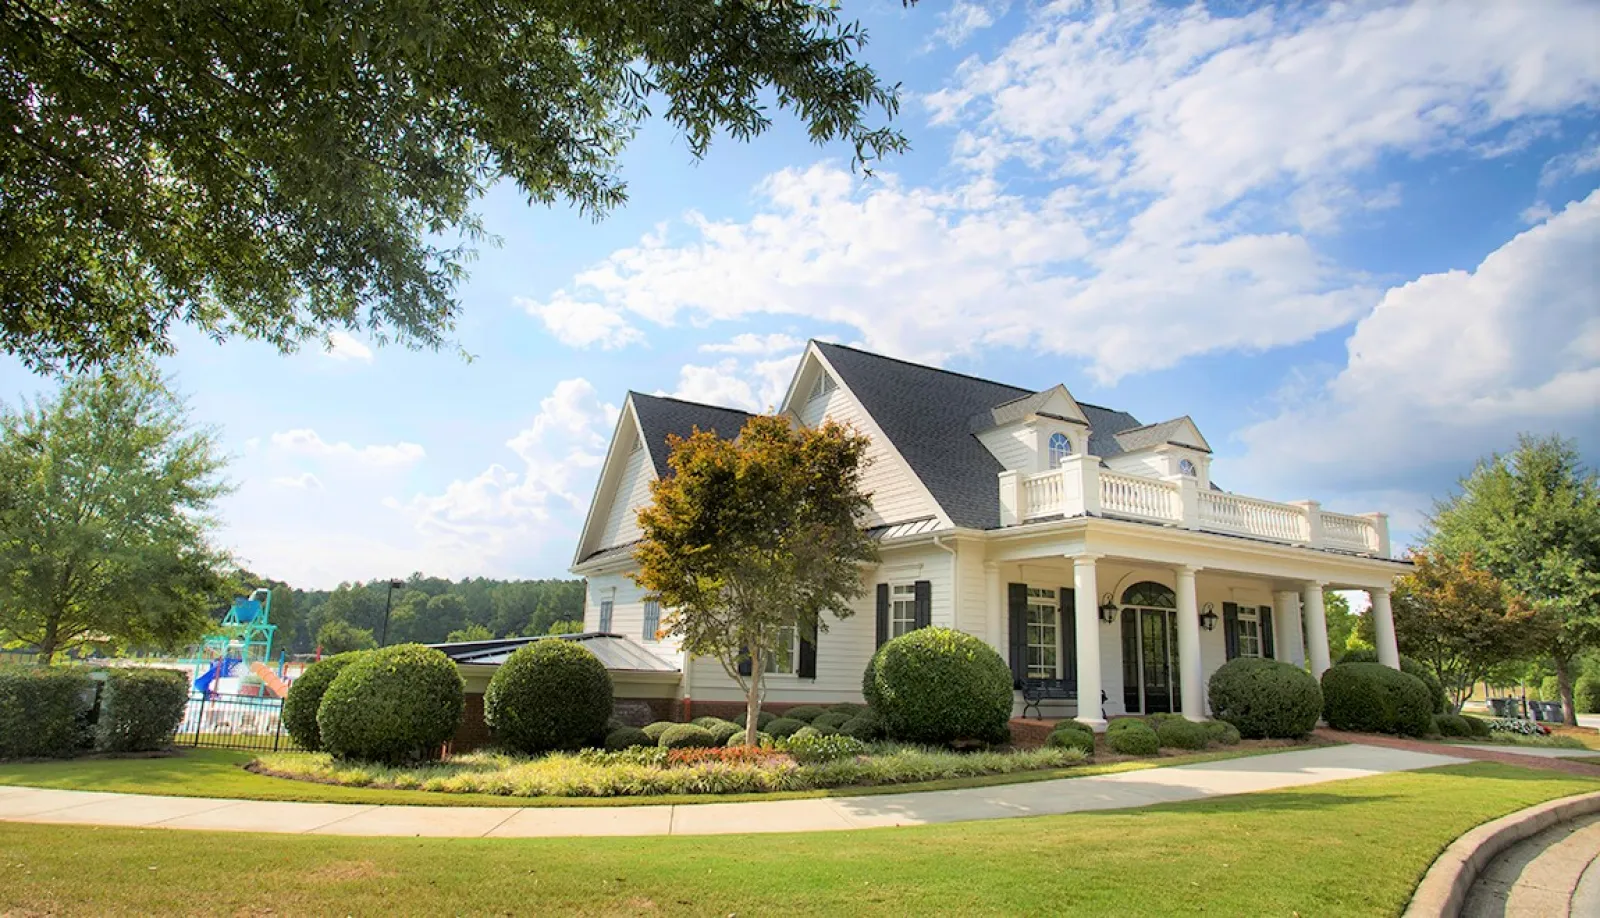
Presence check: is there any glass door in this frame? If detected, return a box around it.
[1123,608,1182,714]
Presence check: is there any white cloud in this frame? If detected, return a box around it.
[323,331,374,363]
[270,472,323,490]
[1234,190,1600,510]
[393,379,619,569]
[269,429,426,467]
[1539,137,1600,189]
[518,294,645,349]
[699,333,804,356]
[932,0,1008,49]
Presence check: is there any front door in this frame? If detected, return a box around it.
[1118,580,1182,715]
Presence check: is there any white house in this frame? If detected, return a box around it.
[570,341,1407,730]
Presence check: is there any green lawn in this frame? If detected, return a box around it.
[0,744,1313,808]
[0,763,1594,916]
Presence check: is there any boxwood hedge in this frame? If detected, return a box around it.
[317,644,465,764]
[484,640,613,754]
[0,665,94,759]
[1432,713,1471,738]
[283,652,365,752]
[604,726,652,750]
[1207,657,1323,739]
[782,705,828,723]
[1321,662,1433,737]
[1338,649,1448,714]
[811,711,853,731]
[1154,717,1208,750]
[863,627,1013,745]
[642,721,675,742]
[839,710,884,741]
[764,717,807,738]
[658,723,717,749]
[1107,721,1159,756]
[1204,720,1241,746]
[95,667,189,753]
[1047,725,1095,755]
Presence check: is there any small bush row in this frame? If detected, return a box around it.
[0,664,189,760]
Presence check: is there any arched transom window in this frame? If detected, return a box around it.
[1121,581,1176,609]
[1048,432,1072,468]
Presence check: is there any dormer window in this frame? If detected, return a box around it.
[1048,432,1072,469]
[1179,458,1196,476]
[809,373,837,401]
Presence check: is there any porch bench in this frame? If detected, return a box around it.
[1019,679,1074,719]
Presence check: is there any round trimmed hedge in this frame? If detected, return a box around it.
[828,702,865,717]
[1204,720,1241,746]
[1047,722,1095,755]
[1460,713,1492,738]
[317,644,464,764]
[1155,717,1208,750]
[642,722,675,742]
[1107,721,1159,756]
[1338,650,1447,714]
[484,640,613,754]
[765,717,807,738]
[840,711,884,742]
[1321,663,1433,737]
[658,723,717,749]
[732,710,776,730]
[604,726,652,750]
[701,719,742,744]
[782,705,828,723]
[1432,714,1471,738]
[1207,657,1323,739]
[812,711,852,731]
[863,627,1013,745]
[282,651,365,752]
[725,730,773,747]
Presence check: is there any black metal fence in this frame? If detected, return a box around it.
[177,691,302,753]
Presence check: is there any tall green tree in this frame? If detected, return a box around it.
[1,0,909,371]
[315,619,377,655]
[0,366,232,661]
[634,415,877,744]
[1427,435,1600,724]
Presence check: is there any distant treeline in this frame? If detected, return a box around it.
[235,573,586,655]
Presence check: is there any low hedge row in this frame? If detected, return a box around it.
[95,667,188,753]
[1321,663,1432,737]
[0,664,189,759]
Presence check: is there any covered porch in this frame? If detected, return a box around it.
[979,518,1406,729]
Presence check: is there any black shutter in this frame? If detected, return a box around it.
[913,580,932,630]
[1223,602,1239,661]
[736,645,751,677]
[798,618,818,679]
[1059,587,1076,684]
[1008,583,1028,688]
[1260,605,1276,659]
[875,584,890,648]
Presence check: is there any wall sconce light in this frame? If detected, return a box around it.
[1097,592,1119,624]
[1199,603,1218,631]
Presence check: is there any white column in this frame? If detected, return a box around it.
[1303,582,1332,679]
[1175,566,1205,721]
[1371,586,1400,670]
[1273,590,1305,667]
[1073,555,1105,730]
[985,562,1002,652]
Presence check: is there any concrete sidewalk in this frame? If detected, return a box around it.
[0,744,1465,838]
[1461,812,1600,917]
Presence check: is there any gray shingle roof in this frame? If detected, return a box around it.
[813,342,1146,530]
[630,392,751,479]
[1113,416,1212,454]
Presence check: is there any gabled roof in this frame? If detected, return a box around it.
[813,342,1147,529]
[969,384,1090,432]
[631,392,752,478]
[1112,416,1212,454]
[429,632,679,673]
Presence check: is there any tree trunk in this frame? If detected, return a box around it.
[36,616,60,665]
[743,649,764,746]
[1555,653,1578,726]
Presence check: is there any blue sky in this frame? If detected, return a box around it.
[4,0,1598,588]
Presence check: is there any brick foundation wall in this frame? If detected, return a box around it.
[450,693,493,752]
[679,699,859,722]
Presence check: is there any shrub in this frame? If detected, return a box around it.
[1432,714,1471,738]
[95,667,189,753]
[1204,720,1241,746]
[828,702,865,717]
[317,644,465,764]
[701,720,742,745]
[840,711,884,742]
[483,640,612,755]
[1106,721,1159,756]
[782,705,828,723]
[782,732,868,764]
[604,726,652,751]
[642,721,675,742]
[1321,663,1433,737]
[732,710,776,730]
[1338,650,1447,714]
[1576,678,1600,715]
[863,627,1013,745]
[282,652,364,752]
[1146,712,1185,726]
[1047,727,1095,755]
[1053,718,1094,735]
[1487,717,1548,736]
[1154,717,1208,751]
[1106,717,1146,733]
[1207,657,1324,739]
[725,731,774,747]
[1460,713,1492,737]
[812,711,852,731]
[657,723,717,749]
[765,717,807,738]
[0,665,94,759]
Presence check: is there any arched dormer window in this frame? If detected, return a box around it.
[1048,432,1072,468]
[1121,581,1176,609]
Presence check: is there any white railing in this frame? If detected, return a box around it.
[1198,491,1308,543]
[1021,470,1064,520]
[1099,471,1180,523]
[1321,512,1377,552]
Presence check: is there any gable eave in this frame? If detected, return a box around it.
[570,394,655,570]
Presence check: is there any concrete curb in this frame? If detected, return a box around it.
[1403,790,1600,918]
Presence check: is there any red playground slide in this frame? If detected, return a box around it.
[250,662,290,698]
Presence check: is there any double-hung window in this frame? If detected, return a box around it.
[642,600,660,643]
[597,599,613,632]
[1025,587,1059,680]
[765,624,799,675]
[889,583,918,639]
[1236,607,1262,658]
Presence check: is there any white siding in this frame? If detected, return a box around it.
[798,371,937,527]
[585,573,683,668]
[597,445,652,548]
[1105,450,1167,480]
[977,424,1036,473]
[953,539,988,640]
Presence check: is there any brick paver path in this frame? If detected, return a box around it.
[1317,729,1600,778]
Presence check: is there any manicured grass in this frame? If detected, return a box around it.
[1,762,1595,916]
[0,743,1319,808]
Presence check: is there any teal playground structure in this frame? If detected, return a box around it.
[190,588,289,697]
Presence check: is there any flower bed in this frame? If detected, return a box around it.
[251,742,1086,799]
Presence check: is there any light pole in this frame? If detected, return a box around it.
[379,579,405,646]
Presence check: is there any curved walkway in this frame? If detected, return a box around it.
[1461,811,1600,917]
[0,744,1463,838]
